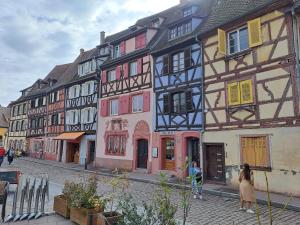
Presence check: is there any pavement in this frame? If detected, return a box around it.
[1,157,300,225]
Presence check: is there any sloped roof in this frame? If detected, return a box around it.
[150,0,214,53]
[197,0,286,37]
[0,106,10,128]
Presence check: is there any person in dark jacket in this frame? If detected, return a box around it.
[5,147,14,165]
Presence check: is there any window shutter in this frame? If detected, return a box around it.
[100,99,108,117]
[58,113,61,125]
[123,63,129,78]
[137,58,143,74]
[218,29,226,55]
[120,41,126,55]
[135,35,140,49]
[102,70,107,84]
[184,48,191,69]
[135,33,146,49]
[186,90,194,111]
[163,55,169,75]
[240,80,254,104]
[248,18,262,48]
[48,116,52,126]
[241,137,256,167]
[227,82,240,106]
[57,91,60,101]
[119,95,129,114]
[254,136,268,167]
[163,94,170,114]
[116,66,121,80]
[81,109,85,123]
[143,91,150,112]
[43,97,46,105]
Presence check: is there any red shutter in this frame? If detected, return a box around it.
[143,91,150,112]
[120,41,126,55]
[123,63,129,78]
[116,66,121,80]
[102,70,107,84]
[100,99,108,117]
[135,33,146,49]
[119,95,130,114]
[137,58,143,74]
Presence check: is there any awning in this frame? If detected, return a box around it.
[54,132,85,141]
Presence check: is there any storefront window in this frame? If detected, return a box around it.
[106,135,126,156]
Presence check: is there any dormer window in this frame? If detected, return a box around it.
[152,18,160,28]
[183,7,193,17]
[169,21,192,40]
[114,45,121,58]
[78,59,96,76]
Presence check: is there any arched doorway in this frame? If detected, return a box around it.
[137,139,148,169]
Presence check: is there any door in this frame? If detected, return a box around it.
[137,139,148,169]
[204,144,225,182]
[162,138,175,170]
[187,137,200,166]
[89,141,95,163]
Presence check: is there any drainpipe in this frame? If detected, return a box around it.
[292,2,300,103]
[93,67,101,168]
[195,35,205,172]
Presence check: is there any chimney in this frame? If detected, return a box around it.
[80,48,84,54]
[100,31,105,45]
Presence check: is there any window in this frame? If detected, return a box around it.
[169,21,192,40]
[0,136,3,146]
[107,70,116,82]
[37,117,44,128]
[49,92,58,103]
[172,92,186,113]
[183,7,193,17]
[218,18,262,55]
[69,85,80,99]
[18,105,23,115]
[30,119,36,129]
[132,95,143,113]
[106,135,126,156]
[172,52,184,73]
[78,60,96,76]
[51,114,59,125]
[21,120,26,130]
[129,61,137,76]
[110,99,118,116]
[15,121,19,131]
[165,139,175,160]
[81,108,94,124]
[227,79,254,106]
[23,103,27,114]
[228,27,249,54]
[152,18,160,28]
[82,82,94,96]
[114,45,120,58]
[241,136,270,169]
[164,90,193,114]
[68,110,78,125]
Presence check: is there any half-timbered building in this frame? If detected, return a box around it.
[150,0,212,177]
[55,46,106,165]
[200,0,300,195]
[0,106,10,149]
[26,64,70,160]
[7,95,28,153]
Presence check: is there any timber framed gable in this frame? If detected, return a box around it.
[203,8,299,131]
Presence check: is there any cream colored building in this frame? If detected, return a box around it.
[199,1,300,196]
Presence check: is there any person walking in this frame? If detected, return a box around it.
[0,146,5,167]
[6,147,15,165]
[189,161,203,200]
[239,163,255,213]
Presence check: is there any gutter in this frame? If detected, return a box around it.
[292,1,300,103]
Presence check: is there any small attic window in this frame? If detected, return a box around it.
[183,6,197,17]
[129,26,138,31]
[152,18,160,28]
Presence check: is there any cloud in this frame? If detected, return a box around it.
[0,0,178,106]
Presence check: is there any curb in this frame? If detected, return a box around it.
[19,158,300,212]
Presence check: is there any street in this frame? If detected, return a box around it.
[1,158,300,225]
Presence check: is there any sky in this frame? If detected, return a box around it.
[0,0,179,107]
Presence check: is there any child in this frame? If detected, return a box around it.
[189,161,203,200]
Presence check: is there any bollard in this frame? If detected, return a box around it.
[85,158,88,170]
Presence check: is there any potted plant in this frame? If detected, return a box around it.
[69,175,106,225]
[53,181,75,218]
[97,175,128,225]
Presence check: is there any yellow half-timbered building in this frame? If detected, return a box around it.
[199,0,300,195]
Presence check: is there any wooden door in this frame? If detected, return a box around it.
[162,138,175,170]
[137,139,148,169]
[187,137,200,165]
[204,144,225,182]
[89,141,95,163]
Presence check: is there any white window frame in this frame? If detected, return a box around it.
[227,26,249,55]
[110,99,119,116]
[114,45,120,58]
[129,61,138,76]
[107,70,116,82]
[183,7,193,17]
[132,95,143,113]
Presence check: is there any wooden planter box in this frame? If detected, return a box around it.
[53,195,70,218]
[97,212,123,225]
[70,207,102,225]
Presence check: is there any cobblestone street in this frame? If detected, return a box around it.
[2,158,300,225]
